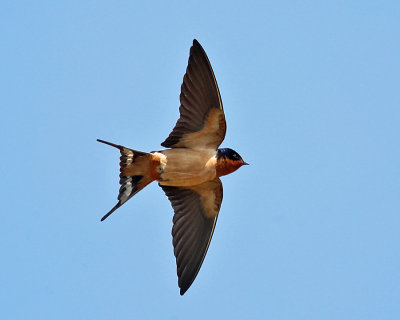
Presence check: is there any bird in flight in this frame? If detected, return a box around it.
[98,39,248,295]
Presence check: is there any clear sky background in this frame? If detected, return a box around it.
[2,1,399,319]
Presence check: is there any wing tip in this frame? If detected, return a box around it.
[178,275,197,296]
[180,287,187,296]
[191,39,204,53]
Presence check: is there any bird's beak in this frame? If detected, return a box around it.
[243,161,249,165]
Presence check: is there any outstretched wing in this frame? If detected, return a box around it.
[161,39,226,150]
[160,178,223,295]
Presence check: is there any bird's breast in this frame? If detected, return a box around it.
[157,148,217,187]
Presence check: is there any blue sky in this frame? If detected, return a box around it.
[2,1,399,319]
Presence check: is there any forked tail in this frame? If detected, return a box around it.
[97,139,154,221]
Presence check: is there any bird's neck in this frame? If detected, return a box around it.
[215,157,242,177]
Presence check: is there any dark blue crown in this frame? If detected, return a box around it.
[217,148,243,161]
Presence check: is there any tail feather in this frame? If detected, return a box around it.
[97,139,153,221]
[100,203,121,221]
[97,139,147,157]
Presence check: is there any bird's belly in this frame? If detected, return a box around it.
[157,149,217,187]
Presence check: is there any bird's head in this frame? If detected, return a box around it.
[216,148,248,177]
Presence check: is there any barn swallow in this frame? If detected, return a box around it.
[98,39,247,295]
